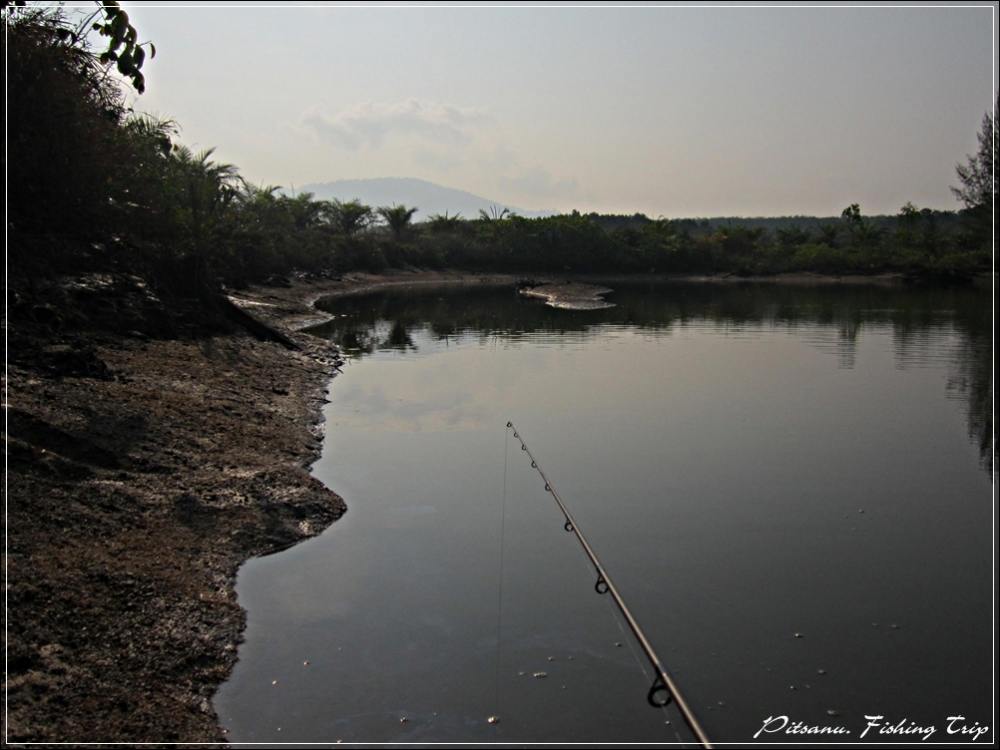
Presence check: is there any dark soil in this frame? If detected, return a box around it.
[4,273,346,743]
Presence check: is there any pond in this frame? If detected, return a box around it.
[214,281,992,745]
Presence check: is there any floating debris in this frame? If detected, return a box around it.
[517,671,525,677]
[817,669,827,675]
[890,623,900,630]
[303,660,310,666]
[487,715,499,725]
[614,641,623,648]
[271,679,279,686]
[789,685,797,691]
[567,655,574,661]
[793,632,805,639]
[532,671,548,679]
[827,709,841,717]
[399,717,409,724]
[717,700,726,707]
[547,656,556,662]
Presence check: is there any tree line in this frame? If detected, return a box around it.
[6,3,995,301]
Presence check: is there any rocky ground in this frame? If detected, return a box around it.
[4,273,347,743]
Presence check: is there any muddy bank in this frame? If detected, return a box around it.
[231,270,522,332]
[4,276,347,743]
[232,269,923,331]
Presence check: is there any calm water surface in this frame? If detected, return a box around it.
[215,282,993,745]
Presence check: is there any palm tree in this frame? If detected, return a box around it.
[234,180,283,237]
[427,211,464,233]
[326,199,374,236]
[477,205,510,222]
[124,113,177,157]
[377,203,418,240]
[167,145,240,256]
[283,191,324,231]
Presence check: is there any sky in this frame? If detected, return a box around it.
[120,2,997,217]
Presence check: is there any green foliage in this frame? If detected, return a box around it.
[478,206,511,221]
[6,4,989,301]
[952,95,997,212]
[327,199,375,236]
[952,95,997,250]
[90,1,154,93]
[426,212,465,233]
[376,204,419,240]
[7,5,140,244]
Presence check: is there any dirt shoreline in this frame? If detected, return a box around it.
[0,266,972,743]
[5,277,352,743]
[3,270,525,743]
[231,269,923,331]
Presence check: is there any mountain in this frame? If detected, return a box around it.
[296,177,550,221]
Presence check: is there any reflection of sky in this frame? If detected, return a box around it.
[220,294,992,744]
[331,320,974,441]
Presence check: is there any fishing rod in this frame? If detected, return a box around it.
[506,421,713,749]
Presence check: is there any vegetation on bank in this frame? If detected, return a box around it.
[6,4,996,301]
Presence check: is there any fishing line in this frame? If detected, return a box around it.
[491,423,510,731]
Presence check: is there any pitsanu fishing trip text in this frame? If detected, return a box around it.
[753,714,991,742]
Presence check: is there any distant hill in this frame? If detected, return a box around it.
[297,177,551,221]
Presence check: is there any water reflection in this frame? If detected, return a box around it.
[311,282,992,473]
[213,280,992,745]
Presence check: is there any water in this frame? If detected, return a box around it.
[214,281,993,745]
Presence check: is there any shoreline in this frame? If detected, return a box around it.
[5,266,989,743]
[232,268,937,332]
[6,278,349,743]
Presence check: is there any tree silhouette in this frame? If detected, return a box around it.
[426,211,464,233]
[3,1,155,93]
[377,204,419,240]
[478,205,511,222]
[952,95,997,212]
[327,199,374,236]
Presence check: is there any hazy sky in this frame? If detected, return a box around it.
[123,2,997,217]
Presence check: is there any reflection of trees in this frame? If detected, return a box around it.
[310,281,992,475]
[944,292,993,474]
[381,320,417,352]
[947,338,993,474]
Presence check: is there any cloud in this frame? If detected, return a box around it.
[303,99,487,151]
[412,147,464,172]
[496,164,581,200]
